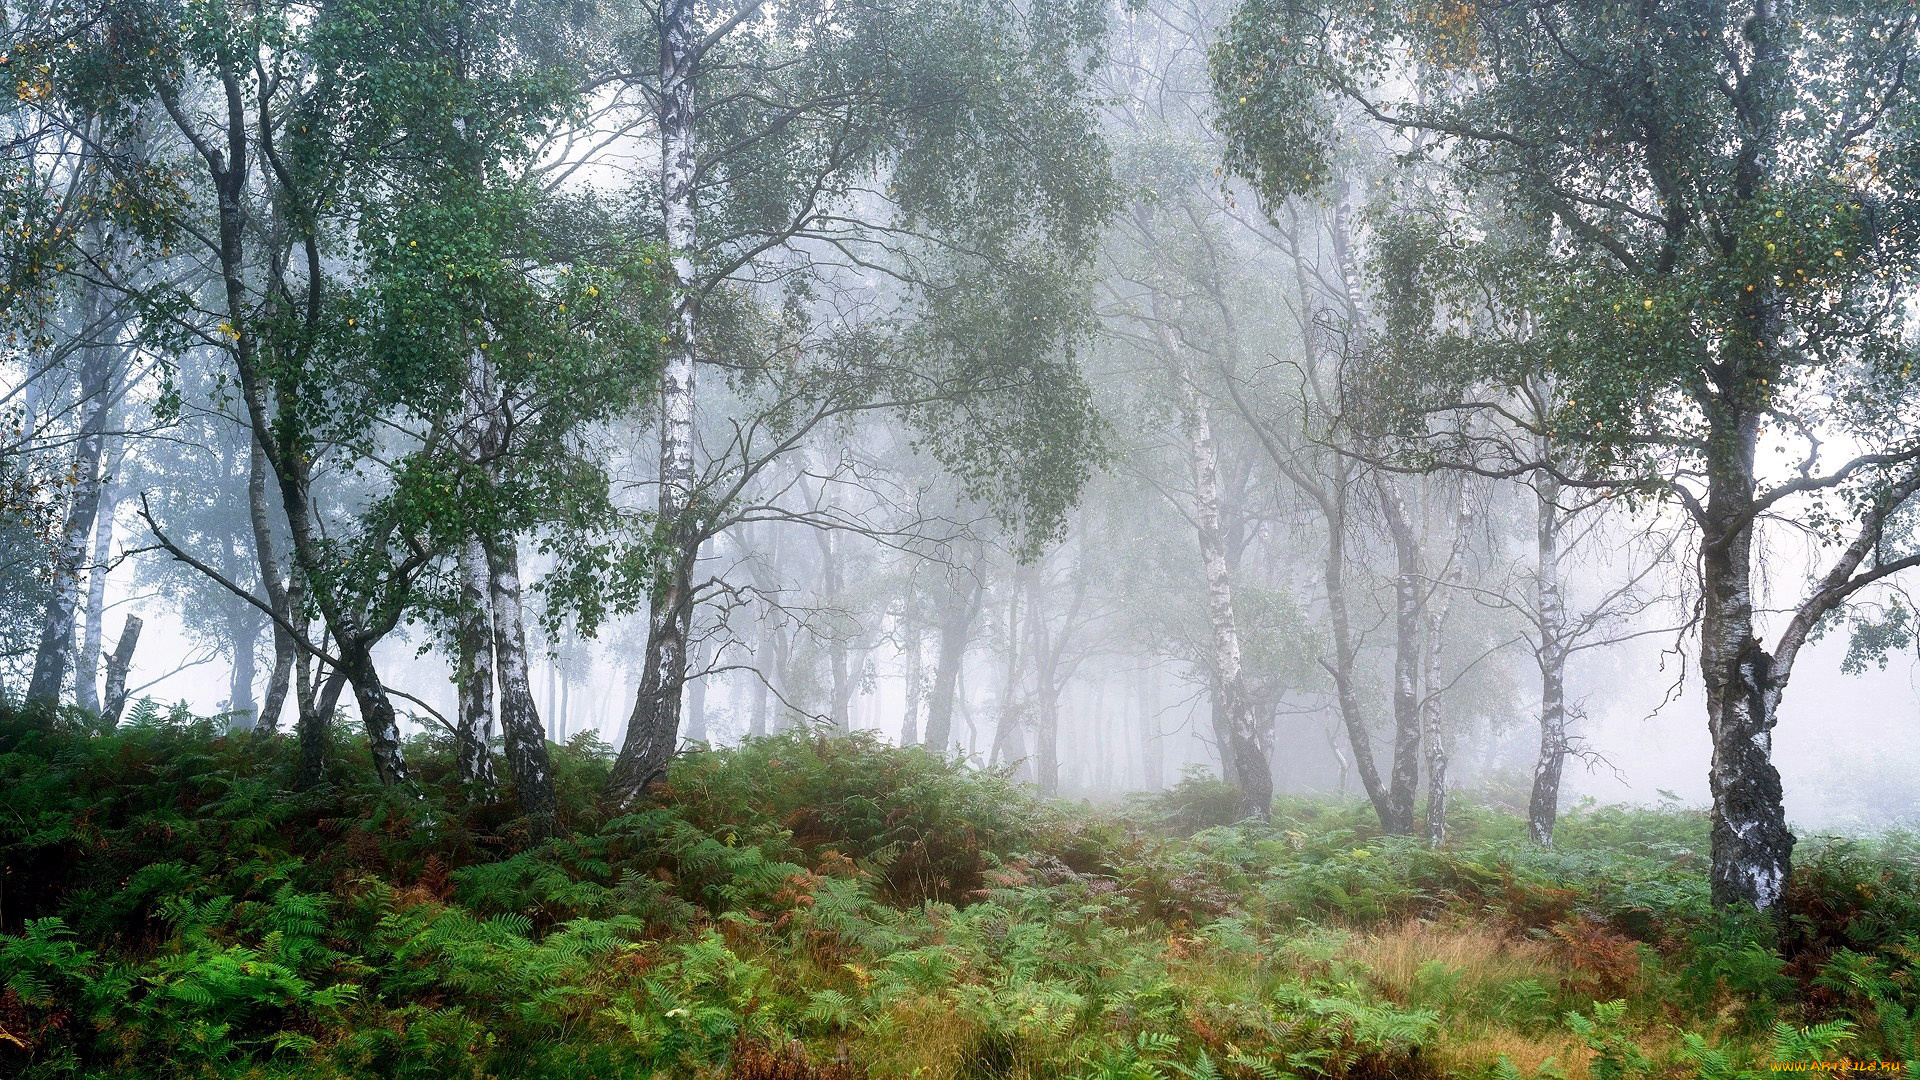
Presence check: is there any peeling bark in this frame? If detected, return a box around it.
[608,0,702,805]
[28,314,116,707]
[1528,467,1569,847]
[1148,290,1270,820]
[488,539,556,839]
[1376,477,1423,835]
[455,538,499,790]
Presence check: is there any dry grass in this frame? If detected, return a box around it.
[1345,920,1593,1078]
[1433,1026,1593,1080]
[1343,919,1567,1000]
[850,994,983,1080]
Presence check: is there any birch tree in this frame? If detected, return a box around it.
[1216,0,1920,906]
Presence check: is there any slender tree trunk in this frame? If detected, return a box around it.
[989,579,1023,769]
[1529,468,1569,847]
[488,539,556,839]
[684,639,709,745]
[228,610,259,730]
[27,334,115,707]
[900,618,922,746]
[248,440,294,735]
[1162,309,1270,822]
[820,531,854,732]
[1140,666,1164,791]
[749,637,771,738]
[923,574,982,752]
[1423,501,1468,847]
[75,484,117,714]
[1025,574,1060,796]
[455,539,499,789]
[1377,477,1423,835]
[744,522,779,739]
[608,0,701,805]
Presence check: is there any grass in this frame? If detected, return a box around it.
[3,703,1920,1079]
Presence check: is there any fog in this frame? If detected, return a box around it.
[9,0,1920,886]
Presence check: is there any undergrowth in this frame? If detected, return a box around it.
[4,705,1919,1078]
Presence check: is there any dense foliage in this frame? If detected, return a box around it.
[6,712,1920,1079]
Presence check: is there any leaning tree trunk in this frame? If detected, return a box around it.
[923,574,982,753]
[335,639,412,788]
[608,0,701,806]
[248,440,296,735]
[488,539,556,839]
[27,330,115,707]
[100,614,142,727]
[455,538,499,789]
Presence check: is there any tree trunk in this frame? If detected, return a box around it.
[248,440,295,735]
[1377,477,1423,835]
[336,641,411,787]
[1422,501,1468,847]
[749,636,771,738]
[1528,469,1569,847]
[684,641,709,745]
[608,0,701,806]
[100,614,141,727]
[455,538,499,789]
[27,331,115,707]
[1695,2,1793,911]
[923,574,982,752]
[75,483,117,714]
[900,617,922,746]
[1163,310,1270,822]
[1140,665,1164,791]
[1701,467,1793,909]
[1025,573,1060,796]
[488,539,557,839]
[295,668,346,791]
[228,609,259,730]
[815,529,855,732]
[989,579,1024,771]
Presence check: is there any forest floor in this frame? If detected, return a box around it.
[4,705,1919,1079]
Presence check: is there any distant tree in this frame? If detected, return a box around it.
[600,0,1116,804]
